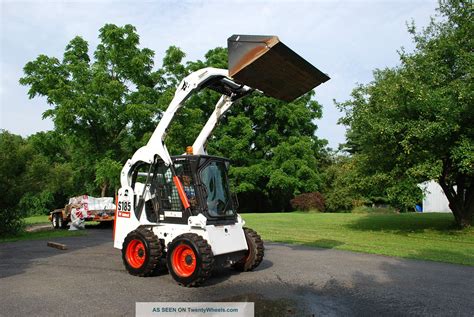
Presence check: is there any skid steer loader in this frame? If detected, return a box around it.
[114,35,329,286]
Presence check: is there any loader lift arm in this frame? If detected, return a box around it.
[120,34,330,214]
[120,67,252,188]
[192,95,234,155]
[121,34,330,188]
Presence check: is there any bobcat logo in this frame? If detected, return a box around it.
[181,80,189,91]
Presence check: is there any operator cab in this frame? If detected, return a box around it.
[130,155,238,225]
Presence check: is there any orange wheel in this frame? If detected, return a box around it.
[122,229,162,277]
[171,244,197,277]
[167,233,214,287]
[126,239,146,269]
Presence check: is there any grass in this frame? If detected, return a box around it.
[24,215,50,225]
[24,215,104,226]
[0,230,85,243]
[242,212,474,266]
[351,206,398,214]
[0,214,86,243]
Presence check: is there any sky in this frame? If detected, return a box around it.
[0,0,438,149]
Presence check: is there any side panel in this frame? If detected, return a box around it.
[152,222,248,256]
[205,223,248,256]
[114,186,140,249]
[114,186,165,249]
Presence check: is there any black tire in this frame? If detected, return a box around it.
[122,228,163,277]
[233,227,264,272]
[167,233,214,287]
[57,214,68,229]
[152,240,168,275]
[51,213,59,229]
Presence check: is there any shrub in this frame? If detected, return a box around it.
[0,208,25,237]
[290,192,325,212]
[19,191,55,216]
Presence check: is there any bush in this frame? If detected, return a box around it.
[0,208,25,237]
[19,191,55,216]
[290,192,325,212]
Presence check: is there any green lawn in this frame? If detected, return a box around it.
[0,215,84,243]
[24,215,50,225]
[24,215,104,227]
[242,212,474,266]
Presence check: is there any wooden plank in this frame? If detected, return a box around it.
[47,242,68,250]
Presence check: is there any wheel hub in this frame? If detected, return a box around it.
[185,255,193,265]
[172,244,197,277]
[126,239,146,269]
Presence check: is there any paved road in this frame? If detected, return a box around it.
[1,229,473,316]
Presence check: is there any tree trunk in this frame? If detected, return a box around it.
[101,183,108,198]
[439,177,473,228]
[455,204,473,228]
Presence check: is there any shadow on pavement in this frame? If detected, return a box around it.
[218,293,300,317]
[206,259,274,286]
[205,259,474,316]
[0,228,113,279]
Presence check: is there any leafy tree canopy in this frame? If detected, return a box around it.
[338,0,473,226]
[19,24,327,213]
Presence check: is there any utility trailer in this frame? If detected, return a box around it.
[49,195,115,229]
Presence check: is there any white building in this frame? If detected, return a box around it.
[418,180,452,213]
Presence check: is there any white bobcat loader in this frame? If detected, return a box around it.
[114,35,329,286]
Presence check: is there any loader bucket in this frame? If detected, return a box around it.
[228,35,330,102]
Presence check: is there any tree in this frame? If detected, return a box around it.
[95,157,123,197]
[322,155,363,212]
[0,131,27,235]
[321,153,422,212]
[18,131,75,215]
[338,0,473,226]
[20,24,328,212]
[20,24,164,197]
